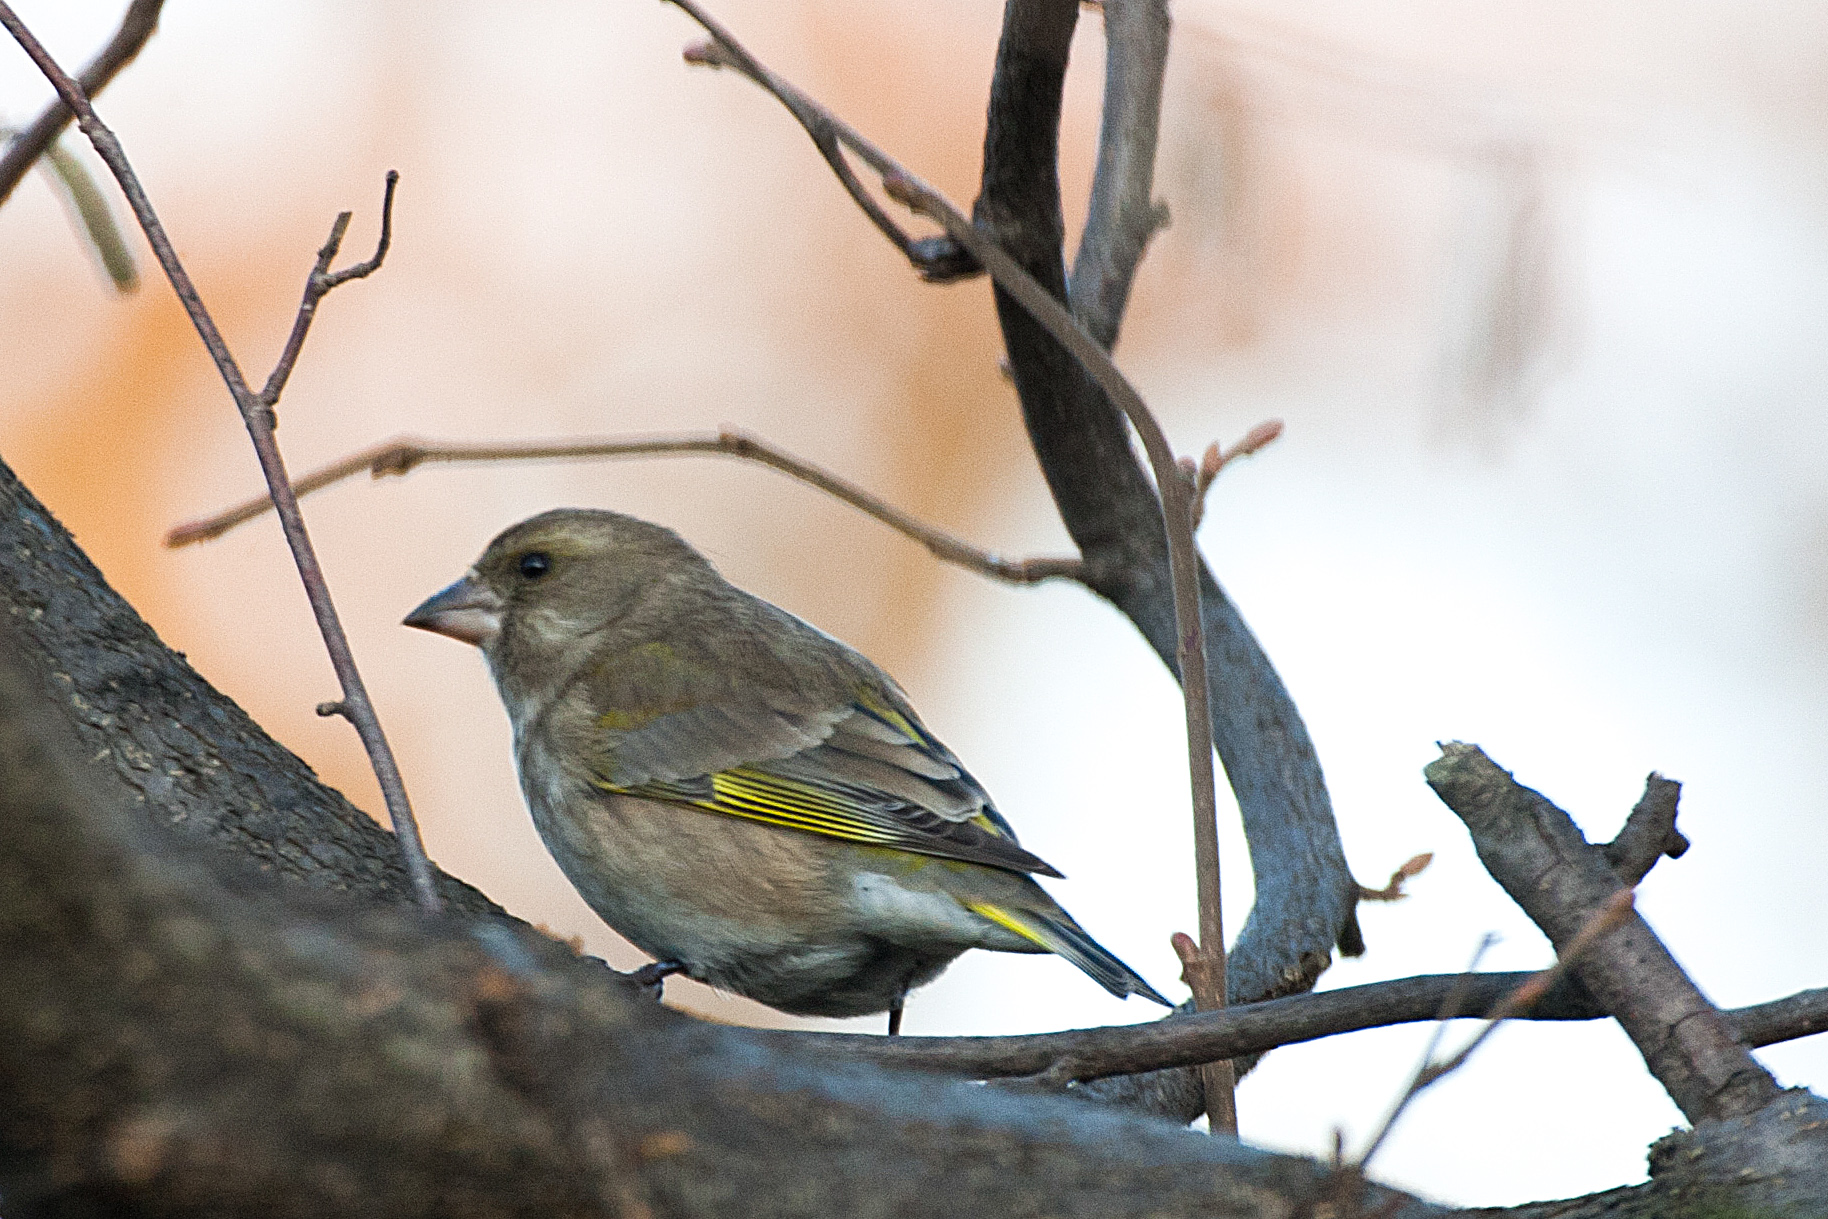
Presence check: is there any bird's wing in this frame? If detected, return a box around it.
[578,653,1060,878]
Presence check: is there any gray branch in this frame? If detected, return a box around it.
[1425,743,1784,1123]
[971,0,1361,1116]
[1070,0,1172,348]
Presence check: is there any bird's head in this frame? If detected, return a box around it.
[404,508,715,677]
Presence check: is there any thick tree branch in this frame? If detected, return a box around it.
[0,0,162,206]
[0,457,493,914]
[0,5,441,913]
[1070,0,1172,348]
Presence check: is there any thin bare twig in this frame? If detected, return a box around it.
[0,0,163,206]
[0,5,442,915]
[1356,851,1432,903]
[1355,889,1637,1170]
[258,170,398,413]
[772,971,1828,1086]
[679,32,975,283]
[1180,419,1283,529]
[1404,933,1497,1070]
[663,0,1235,1130]
[165,429,1083,585]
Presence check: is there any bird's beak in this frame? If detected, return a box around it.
[403,574,504,647]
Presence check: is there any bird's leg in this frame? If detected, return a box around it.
[628,959,686,1000]
[887,990,907,1036]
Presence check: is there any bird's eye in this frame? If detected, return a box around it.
[518,551,552,580]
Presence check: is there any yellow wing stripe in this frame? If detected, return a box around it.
[712,771,892,835]
[962,901,1054,952]
[616,767,909,847]
[854,687,924,743]
[598,757,1058,875]
[690,798,898,845]
[716,768,862,817]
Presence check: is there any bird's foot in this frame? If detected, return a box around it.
[628,959,686,1000]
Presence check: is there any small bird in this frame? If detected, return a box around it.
[405,509,1169,1032]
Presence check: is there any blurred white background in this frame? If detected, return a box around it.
[3,0,1825,1207]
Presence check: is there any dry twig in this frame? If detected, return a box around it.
[1355,890,1637,1170]
[1357,852,1432,903]
[1180,419,1284,529]
[1601,772,1689,885]
[165,430,1082,585]
[0,6,442,915]
[776,969,1827,1087]
[676,23,975,282]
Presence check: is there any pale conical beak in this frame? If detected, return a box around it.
[403,575,504,647]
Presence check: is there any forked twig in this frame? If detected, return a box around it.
[666,0,1234,1128]
[258,170,398,413]
[0,5,442,914]
[1354,888,1637,1170]
[1179,419,1283,529]
[1357,852,1432,903]
[165,429,1083,586]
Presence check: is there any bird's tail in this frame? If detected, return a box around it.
[964,901,1172,1006]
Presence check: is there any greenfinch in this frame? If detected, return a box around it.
[405,509,1169,1031]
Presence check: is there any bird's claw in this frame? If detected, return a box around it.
[628,959,686,1000]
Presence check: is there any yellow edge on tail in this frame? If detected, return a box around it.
[963,901,1054,951]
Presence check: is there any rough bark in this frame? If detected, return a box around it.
[0,456,499,918]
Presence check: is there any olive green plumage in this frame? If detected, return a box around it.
[406,508,1169,1021]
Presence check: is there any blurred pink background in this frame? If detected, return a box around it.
[4,0,1826,1206]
